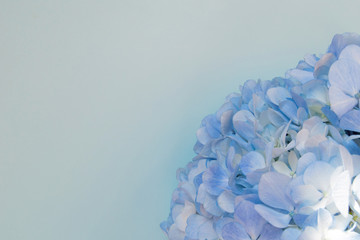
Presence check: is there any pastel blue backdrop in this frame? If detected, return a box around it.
[1,1,360,239]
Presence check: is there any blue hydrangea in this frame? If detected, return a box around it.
[161,33,360,240]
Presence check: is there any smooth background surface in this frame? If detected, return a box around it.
[1,1,360,239]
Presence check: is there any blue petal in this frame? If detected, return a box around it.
[340,110,360,132]
[329,59,360,96]
[296,152,316,175]
[291,185,322,205]
[329,86,357,118]
[222,222,250,240]
[168,224,186,240]
[303,161,334,192]
[218,190,236,213]
[215,217,233,237]
[239,151,266,175]
[280,228,301,240]
[328,32,360,58]
[314,53,336,79]
[321,105,339,126]
[235,200,266,240]
[267,87,291,106]
[196,127,212,145]
[185,214,208,239]
[233,110,256,140]
[198,219,218,240]
[254,204,291,228]
[203,192,224,216]
[258,224,283,240]
[291,91,308,112]
[221,110,234,135]
[258,172,293,211]
[286,69,314,84]
[202,162,228,196]
[266,109,288,127]
[279,99,298,123]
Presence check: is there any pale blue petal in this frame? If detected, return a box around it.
[340,110,360,132]
[258,172,293,211]
[267,87,291,105]
[298,227,321,240]
[185,214,208,239]
[279,100,298,123]
[239,151,266,175]
[235,200,266,239]
[321,105,339,126]
[291,92,308,111]
[314,53,336,79]
[281,228,301,240]
[329,87,357,118]
[215,218,233,237]
[198,220,218,240]
[174,201,196,231]
[222,222,250,240]
[339,44,360,64]
[329,59,360,96]
[233,110,256,140]
[258,224,282,240]
[197,127,212,145]
[202,162,228,196]
[221,110,234,135]
[328,32,360,58]
[266,109,288,127]
[297,107,308,124]
[203,192,224,216]
[168,224,186,240]
[254,204,291,228]
[286,69,314,84]
[339,145,354,177]
[303,161,334,192]
[331,170,350,217]
[291,184,322,205]
[218,190,236,213]
[317,208,333,235]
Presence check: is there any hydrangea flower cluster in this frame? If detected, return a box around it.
[161,33,360,240]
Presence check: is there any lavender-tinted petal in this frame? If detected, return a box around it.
[258,172,293,211]
[235,200,266,239]
[222,222,250,240]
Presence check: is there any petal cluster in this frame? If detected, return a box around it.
[161,33,360,240]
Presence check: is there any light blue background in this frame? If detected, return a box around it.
[1,1,360,239]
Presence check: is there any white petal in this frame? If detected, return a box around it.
[331,170,350,217]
